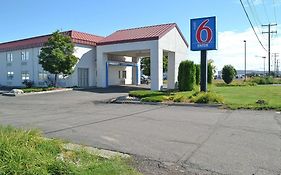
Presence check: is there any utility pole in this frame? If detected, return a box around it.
[272,53,279,74]
[244,40,247,80]
[262,23,277,75]
[277,59,280,76]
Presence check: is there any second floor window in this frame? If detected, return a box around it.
[6,53,13,62]
[21,51,29,61]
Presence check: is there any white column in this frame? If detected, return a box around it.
[168,52,176,89]
[150,48,163,90]
[132,57,141,85]
[132,57,137,85]
[137,58,141,85]
[96,48,108,88]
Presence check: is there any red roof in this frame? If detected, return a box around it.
[0,23,188,52]
[98,23,188,47]
[0,31,104,52]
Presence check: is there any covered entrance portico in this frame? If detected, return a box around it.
[96,23,189,90]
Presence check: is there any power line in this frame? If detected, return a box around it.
[262,0,270,23]
[239,0,267,51]
[273,0,278,24]
[247,0,266,40]
[249,0,263,25]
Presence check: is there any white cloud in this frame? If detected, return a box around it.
[188,27,281,72]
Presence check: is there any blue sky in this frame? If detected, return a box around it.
[0,0,253,41]
[1,0,280,71]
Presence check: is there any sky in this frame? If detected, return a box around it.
[0,0,280,71]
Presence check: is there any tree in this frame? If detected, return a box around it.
[195,64,200,85]
[222,65,237,84]
[141,56,168,76]
[208,59,216,84]
[178,60,195,91]
[39,31,78,86]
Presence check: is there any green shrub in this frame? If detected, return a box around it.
[178,60,195,91]
[191,92,224,104]
[195,64,200,85]
[141,95,171,102]
[173,91,194,102]
[215,81,257,87]
[129,90,165,98]
[208,62,214,84]
[250,76,275,85]
[222,65,237,84]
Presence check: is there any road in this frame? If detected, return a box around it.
[0,88,280,175]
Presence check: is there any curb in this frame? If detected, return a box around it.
[43,138,130,159]
[111,96,223,108]
[63,143,130,159]
[2,88,73,97]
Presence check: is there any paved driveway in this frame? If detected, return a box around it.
[0,89,280,175]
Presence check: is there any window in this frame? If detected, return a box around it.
[7,72,14,80]
[38,71,48,81]
[118,71,127,79]
[21,71,30,80]
[21,51,29,61]
[6,53,13,62]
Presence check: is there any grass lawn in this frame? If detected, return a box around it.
[212,85,281,110]
[129,85,281,111]
[0,125,140,175]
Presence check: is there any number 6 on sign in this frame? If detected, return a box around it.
[191,17,217,51]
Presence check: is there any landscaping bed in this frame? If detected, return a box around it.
[128,89,224,104]
[21,87,58,93]
[0,125,140,175]
[128,84,281,111]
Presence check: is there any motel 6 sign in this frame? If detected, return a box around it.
[190,16,217,51]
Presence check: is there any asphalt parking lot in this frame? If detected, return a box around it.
[0,88,280,175]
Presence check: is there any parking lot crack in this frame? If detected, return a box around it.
[44,105,168,135]
[177,111,233,164]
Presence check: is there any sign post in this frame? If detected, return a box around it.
[190,16,217,92]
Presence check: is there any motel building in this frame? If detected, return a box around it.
[0,23,188,91]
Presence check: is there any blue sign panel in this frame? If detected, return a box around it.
[190,16,217,51]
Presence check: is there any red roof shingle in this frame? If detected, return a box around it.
[98,23,188,47]
[0,31,104,52]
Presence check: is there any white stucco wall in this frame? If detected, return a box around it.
[108,66,132,86]
[0,44,96,87]
[159,27,189,88]
[60,44,96,87]
[0,47,43,87]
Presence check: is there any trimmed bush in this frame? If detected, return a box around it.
[208,62,214,84]
[191,92,224,104]
[129,90,165,98]
[195,64,200,85]
[222,65,237,84]
[178,60,195,91]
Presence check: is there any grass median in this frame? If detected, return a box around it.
[0,125,140,175]
[129,85,281,111]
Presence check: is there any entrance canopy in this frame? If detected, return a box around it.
[96,23,189,90]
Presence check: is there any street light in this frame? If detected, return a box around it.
[255,55,266,76]
[244,40,247,81]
